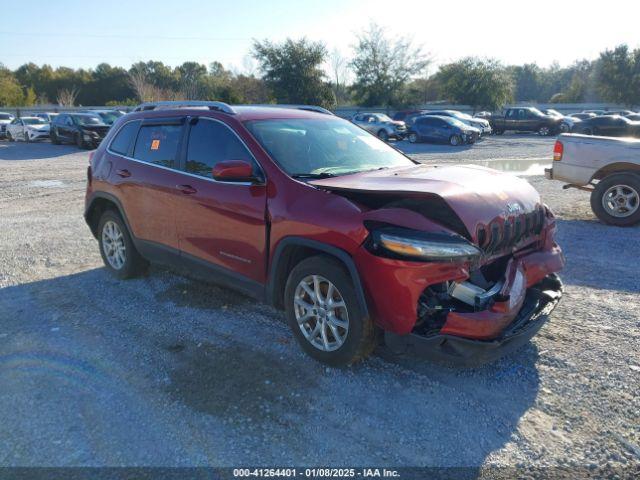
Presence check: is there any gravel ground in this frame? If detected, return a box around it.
[0,136,638,474]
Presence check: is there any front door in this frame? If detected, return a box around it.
[174,116,267,283]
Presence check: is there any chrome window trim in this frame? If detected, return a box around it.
[106,116,266,187]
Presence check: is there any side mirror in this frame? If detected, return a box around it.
[212,160,257,182]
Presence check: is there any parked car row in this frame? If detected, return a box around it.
[0,109,123,148]
[479,107,640,137]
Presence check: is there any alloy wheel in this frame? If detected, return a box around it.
[602,184,639,218]
[293,275,349,352]
[101,220,127,270]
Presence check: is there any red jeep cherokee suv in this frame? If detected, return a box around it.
[85,101,564,366]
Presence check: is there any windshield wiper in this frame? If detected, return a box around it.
[291,172,338,179]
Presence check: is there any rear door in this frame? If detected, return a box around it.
[110,117,186,251]
[174,116,268,283]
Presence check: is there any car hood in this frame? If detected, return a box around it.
[469,118,490,127]
[0,120,12,125]
[27,124,50,131]
[309,164,542,243]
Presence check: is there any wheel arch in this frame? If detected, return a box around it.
[85,192,132,239]
[591,163,640,182]
[267,237,369,317]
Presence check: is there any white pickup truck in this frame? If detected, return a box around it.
[545,133,640,226]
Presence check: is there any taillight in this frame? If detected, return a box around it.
[553,141,563,161]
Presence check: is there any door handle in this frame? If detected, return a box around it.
[116,169,131,178]
[176,184,197,195]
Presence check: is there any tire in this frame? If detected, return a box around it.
[449,134,462,146]
[284,255,377,366]
[76,132,85,149]
[590,173,640,226]
[582,128,593,135]
[97,210,148,279]
[51,130,61,145]
[377,129,389,142]
[25,131,31,143]
[408,132,419,143]
[560,123,570,133]
[538,125,551,136]
[494,129,504,135]
[7,131,13,142]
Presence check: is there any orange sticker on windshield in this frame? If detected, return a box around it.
[151,139,160,150]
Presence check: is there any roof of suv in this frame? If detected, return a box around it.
[126,105,335,122]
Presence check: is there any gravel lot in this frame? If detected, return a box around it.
[0,136,638,474]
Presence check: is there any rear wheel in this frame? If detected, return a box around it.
[377,129,389,142]
[408,132,419,143]
[560,123,570,133]
[284,256,376,366]
[97,210,148,279]
[590,173,640,226]
[582,127,593,135]
[449,134,462,146]
[24,131,31,142]
[538,125,551,136]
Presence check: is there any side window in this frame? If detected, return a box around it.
[66,116,74,126]
[354,115,363,122]
[185,119,254,179]
[54,115,63,125]
[109,121,140,156]
[133,124,183,168]
[506,110,515,118]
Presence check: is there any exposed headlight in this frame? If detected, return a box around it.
[371,228,481,262]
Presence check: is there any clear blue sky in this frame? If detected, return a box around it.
[2,0,639,73]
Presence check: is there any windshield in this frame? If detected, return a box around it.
[374,114,392,122]
[23,118,45,125]
[443,117,467,129]
[96,112,120,124]
[452,111,473,120]
[74,115,104,126]
[244,118,415,178]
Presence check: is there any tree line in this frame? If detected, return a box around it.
[1,24,639,111]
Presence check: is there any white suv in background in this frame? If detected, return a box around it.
[6,116,50,142]
[0,112,15,139]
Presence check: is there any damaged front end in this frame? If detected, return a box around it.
[356,202,564,366]
[312,164,566,365]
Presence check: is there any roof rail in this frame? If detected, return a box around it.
[133,101,236,114]
[246,104,334,115]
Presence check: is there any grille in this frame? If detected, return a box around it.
[476,205,545,254]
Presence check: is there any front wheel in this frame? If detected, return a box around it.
[408,132,419,143]
[590,173,640,226]
[98,210,148,279]
[538,126,551,136]
[560,123,570,133]
[76,133,85,149]
[377,129,389,142]
[7,131,13,142]
[284,256,376,366]
[449,134,462,146]
[51,130,61,145]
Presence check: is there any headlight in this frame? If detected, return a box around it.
[370,228,481,262]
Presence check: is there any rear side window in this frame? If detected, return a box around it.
[133,124,183,168]
[185,119,254,178]
[109,121,140,156]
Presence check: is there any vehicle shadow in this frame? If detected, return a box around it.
[0,266,540,467]
[0,141,81,160]
[555,218,640,293]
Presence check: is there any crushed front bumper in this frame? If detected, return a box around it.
[385,274,563,366]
